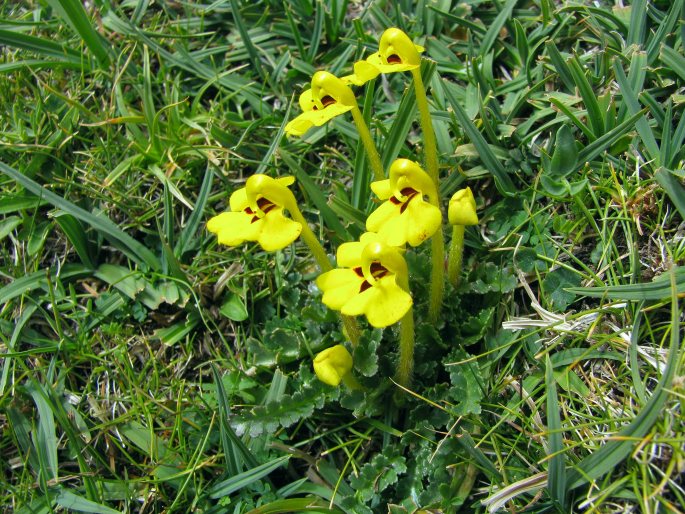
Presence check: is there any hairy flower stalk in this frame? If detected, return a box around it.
[410,58,444,322]
[350,28,445,320]
[448,187,479,287]
[285,71,384,181]
[207,174,360,345]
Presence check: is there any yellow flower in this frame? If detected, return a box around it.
[207,175,302,251]
[448,187,479,226]
[348,28,425,84]
[316,233,412,328]
[313,344,353,386]
[285,71,358,137]
[366,159,442,247]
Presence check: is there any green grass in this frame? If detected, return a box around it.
[1,0,685,512]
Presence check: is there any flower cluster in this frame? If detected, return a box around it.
[207,28,480,389]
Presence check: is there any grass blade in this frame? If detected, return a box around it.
[442,80,516,195]
[0,264,92,306]
[245,498,345,514]
[44,0,111,68]
[54,488,121,514]
[613,59,660,164]
[281,152,351,244]
[654,168,685,220]
[211,364,260,475]
[478,0,516,57]
[24,382,58,484]
[175,164,214,257]
[209,456,290,498]
[0,160,160,270]
[53,212,97,268]
[575,109,646,169]
[545,355,567,509]
[455,430,502,481]
[626,0,647,47]
[228,0,266,82]
[255,96,293,176]
[646,2,683,64]
[545,41,576,93]
[566,270,681,490]
[0,28,86,67]
[660,44,685,82]
[307,0,324,62]
[568,266,685,300]
[568,55,603,139]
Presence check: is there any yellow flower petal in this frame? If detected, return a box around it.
[311,71,357,107]
[366,201,398,234]
[276,176,295,187]
[342,60,381,86]
[404,197,442,246]
[298,89,314,111]
[370,179,392,199]
[316,268,364,310]
[284,115,315,137]
[366,194,441,248]
[341,275,412,328]
[377,28,423,67]
[208,211,262,247]
[284,104,354,136]
[313,345,353,386]
[366,52,418,73]
[229,186,249,212]
[257,208,302,251]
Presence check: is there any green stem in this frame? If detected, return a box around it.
[411,68,439,185]
[396,306,415,389]
[350,105,385,181]
[341,373,364,391]
[412,66,444,322]
[290,209,362,346]
[448,224,465,287]
[429,226,445,322]
[294,215,332,272]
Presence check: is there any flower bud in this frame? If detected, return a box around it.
[448,187,478,226]
[313,345,353,387]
